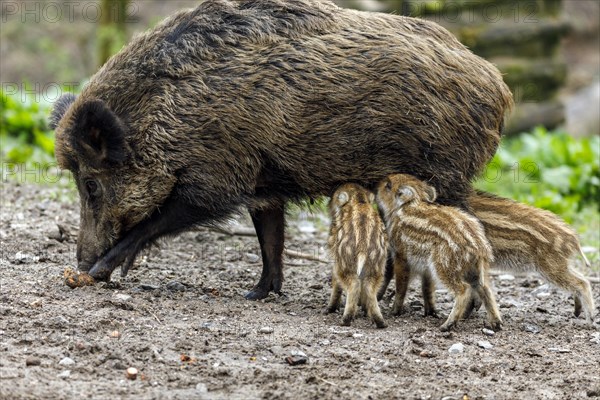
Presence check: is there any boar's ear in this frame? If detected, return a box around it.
[71,99,129,168]
[49,93,77,130]
[423,185,437,203]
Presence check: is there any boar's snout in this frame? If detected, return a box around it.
[76,232,104,272]
[75,206,113,273]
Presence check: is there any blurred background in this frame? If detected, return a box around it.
[1,1,598,233]
[2,0,599,134]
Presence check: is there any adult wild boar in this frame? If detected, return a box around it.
[50,0,512,299]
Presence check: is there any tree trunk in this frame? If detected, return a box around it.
[98,0,130,67]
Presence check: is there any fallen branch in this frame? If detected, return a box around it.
[284,249,330,264]
[212,226,330,263]
[142,306,162,324]
[212,226,257,237]
[316,376,338,386]
[285,262,311,267]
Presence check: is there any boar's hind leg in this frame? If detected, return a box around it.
[245,205,285,300]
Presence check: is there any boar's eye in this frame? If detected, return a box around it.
[385,181,392,191]
[85,179,101,198]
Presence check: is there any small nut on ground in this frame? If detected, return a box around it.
[180,354,197,363]
[126,367,138,380]
[109,330,121,339]
[64,267,96,288]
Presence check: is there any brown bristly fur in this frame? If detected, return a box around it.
[49,0,513,298]
[468,191,595,323]
[327,184,388,328]
[377,175,502,331]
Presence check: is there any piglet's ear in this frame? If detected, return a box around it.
[423,185,437,203]
[397,186,415,203]
[367,191,375,204]
[337,191,349,206]
[71,99,129,168]
[49,93,77,130]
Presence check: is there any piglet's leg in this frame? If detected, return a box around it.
[463,271,488,319]
[377,254,394,301]
[326,274,343,313]
[440,283,470,332]
[421,271,437,317]
[341,278,360,326]
[363,281,387,328]
[391,254,410,316]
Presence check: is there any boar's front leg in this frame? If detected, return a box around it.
[245,205,285,300]
[87,195,205,280]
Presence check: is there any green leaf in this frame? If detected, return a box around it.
[33,130,55,155]
[6,145,34,164]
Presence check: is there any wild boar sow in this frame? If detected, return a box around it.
[50,0,512,299]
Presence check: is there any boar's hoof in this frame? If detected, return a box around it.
[87,261,114,282]
[244,274,283,300]
[245,287,286,300]
[245,287,270,301]
[89,272,111,282]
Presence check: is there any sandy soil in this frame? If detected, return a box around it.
[1,182,599,400]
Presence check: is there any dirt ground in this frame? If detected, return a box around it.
[1,181,599,400]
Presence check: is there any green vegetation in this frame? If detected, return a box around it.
[0,90,74,190]
[475,126,599,221]
[475,127,599,263]
[98,0,131,67]
[1,90,55,165]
